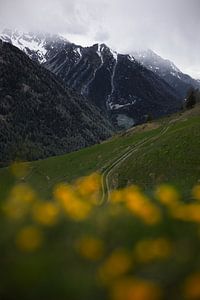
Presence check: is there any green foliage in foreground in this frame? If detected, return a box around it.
[0,106,200,300]
[1,172,200,300]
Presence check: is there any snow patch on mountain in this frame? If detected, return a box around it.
[107,58,118,109]
[110,48,118,61]
[1,29,47,63]
[76,47,82,58]
[0,29,68,63]
[128,55,135,62]
[110,100,137,110]
[133,49,200,97]
[96,44,104,64]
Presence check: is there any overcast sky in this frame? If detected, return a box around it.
[0,0,200,78]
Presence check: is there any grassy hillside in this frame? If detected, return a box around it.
[111,114,200,198]
[0,104,200,202]
[1,105,200,300]
[0,125,161,200]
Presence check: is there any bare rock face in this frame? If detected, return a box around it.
[44,42,182,127]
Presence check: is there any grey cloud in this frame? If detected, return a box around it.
[0,0,199,78]
[94,29,109,42]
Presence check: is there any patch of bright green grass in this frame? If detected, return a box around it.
[114,116,200,198]
[0,126,161,200]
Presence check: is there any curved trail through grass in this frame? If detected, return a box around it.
[100,125,170,204]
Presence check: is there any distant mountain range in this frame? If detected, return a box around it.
[1,29,188,128]
[133,49,200,98]
[0,39,113,162]
[44,43,182,126]
[1,29,199,162]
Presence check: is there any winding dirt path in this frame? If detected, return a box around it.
[100,125,170,204]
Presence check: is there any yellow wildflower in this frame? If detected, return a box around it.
[4,184,36,220]
[54,184,92,221]
[171,204,200,223]
[110,277,162,300]
[75,173,101,197]
[134,238,172,263]
[155,184,180,206]
[125,187,161,225]
[98,249,132,284]
[32,202,59,226]
[75,236,104,261]
[54,184,74,203]
[9,184,36,203]
[16,226,43,252]
[10,162,29,178]
[110,190,124,203]
[192,185,200,201]
[184,273,200,299]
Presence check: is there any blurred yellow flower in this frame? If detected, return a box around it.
[124,187,161,225]
[67,200,91,221]
[32,202,59,226]
[192,185,200,201]
[110,277,162,300]
[171,204,200,223]
[75,173,101,197]
[110,190,124,203]
[124,185,141,196]
[16,226,43,252]
[10,162,29,178]
[10,184,36,203]
[155,184,180,206]
[184,273,200,299]
[54,184,74,203]
[134,238,172,263]
[98,249,132,284]
[75,236,104,261]
[3,184,36,220]
[54,184,92,221]
[3,199,27,220]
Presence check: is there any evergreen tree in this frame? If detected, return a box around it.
[185,89,196,109]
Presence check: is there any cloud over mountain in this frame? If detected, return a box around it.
[0,0,199,78]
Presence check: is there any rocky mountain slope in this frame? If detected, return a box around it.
[0,40,113,162]
[133,49,200,98]
[0,29,69,63]
[44,43,182,126]
[1,30,183,128]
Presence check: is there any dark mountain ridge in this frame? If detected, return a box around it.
[133,49,200,98]
[1,30,183,128]
[44,42,182,127]
[0,39,113,162]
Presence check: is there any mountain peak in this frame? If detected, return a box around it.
[0,29,69,63]
[133,48,200,97]
[0,40,113,161]
[1,29,187,128]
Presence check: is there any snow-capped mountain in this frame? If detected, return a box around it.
[0,39,113,162]
[0,29,68,63]
[133,49,200,97]
[44,42,181,126]
[1,29,183,127]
